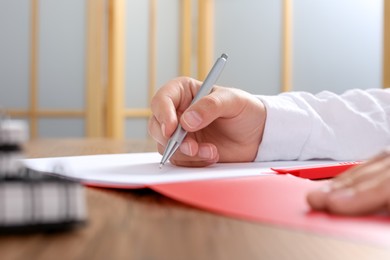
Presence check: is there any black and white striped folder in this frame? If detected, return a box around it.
[0,118,87,233]
[0,167,87,233]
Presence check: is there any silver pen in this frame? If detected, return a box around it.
[159,53,228,168]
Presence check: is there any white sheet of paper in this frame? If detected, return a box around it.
[22,152,335,188]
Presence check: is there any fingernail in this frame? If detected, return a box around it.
[198,146,213,159]
[180,142,192,156]
[161,123,166,137]
[182,111,202,129]
[330,188,356,200]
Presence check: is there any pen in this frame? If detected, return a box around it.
[159,53,228,168]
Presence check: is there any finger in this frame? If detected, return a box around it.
[171,157,219,167]
[178,137,198,157]
[174,141,219,163]
[307,152,389,211]
[171,146,220,167]
[151,77,202,138]
[306,181,330,211]
[177,136,218,159]
[307,150,390,215]
[323,172,390,215]
[330,151,390,190]
[156,140,219,167]
[148,116,166,145]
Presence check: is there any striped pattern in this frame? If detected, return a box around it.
[5,1,387,139]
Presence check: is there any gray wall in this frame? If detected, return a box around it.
[214,0,382,95]
[38,0,86,137]
[292,0,383,94]
[0,0,30,109]
[0,0,384,139]
[214,0,283,95]
[0,0,85,138]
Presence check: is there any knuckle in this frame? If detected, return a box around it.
[201,95,222,112]
[176,76,192,83]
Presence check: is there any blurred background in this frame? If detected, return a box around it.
[0,0,388,140]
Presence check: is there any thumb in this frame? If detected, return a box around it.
[180,86,250,132]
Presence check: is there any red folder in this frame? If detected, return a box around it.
[151,174,390,247]
[271,161,362,179]
[83,159,388,247]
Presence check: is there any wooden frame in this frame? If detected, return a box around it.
[281,0,292,92]
[6,110,84,117]
[180,0,192,76]
[124,108,152,118]
[106,0,125,139]
[116,0,212,139]
[197,0,214,80]
[86,0,106,137]
[148,0,157,104]
[7,0,96,139]
[29,0,39,138]
[106,0,157,139]
[8,0,388,140]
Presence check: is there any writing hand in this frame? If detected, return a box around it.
[148,77,266,167]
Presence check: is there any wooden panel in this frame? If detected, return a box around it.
[180,0,192,76]
[106,0,125,139]
[124,108,152,118]
[197,0,214,80]
[281,0,292,92]
[6,109,84,118]
[148,0,157,103]
[28,0,89,138]
[86,0,106,137]
[29,0,39,138]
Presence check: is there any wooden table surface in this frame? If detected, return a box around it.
[1,138,389,260]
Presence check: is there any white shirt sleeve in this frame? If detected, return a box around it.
[255,88,390,161]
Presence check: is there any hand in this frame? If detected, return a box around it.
[307,148,390,215]
[148,77,266,167]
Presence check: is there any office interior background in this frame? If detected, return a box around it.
[0,0,388,140]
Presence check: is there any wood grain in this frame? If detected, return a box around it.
[29,0,39,139]
[281,0,292,92]
[1,139,389,260]
[106,0,126,139]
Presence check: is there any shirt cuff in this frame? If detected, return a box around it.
[254,95,313,161]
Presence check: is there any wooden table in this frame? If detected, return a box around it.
[1,139,389,260]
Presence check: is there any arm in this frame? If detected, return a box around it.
[256,88,390,161]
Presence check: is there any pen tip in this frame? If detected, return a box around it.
[159,163,163,169]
